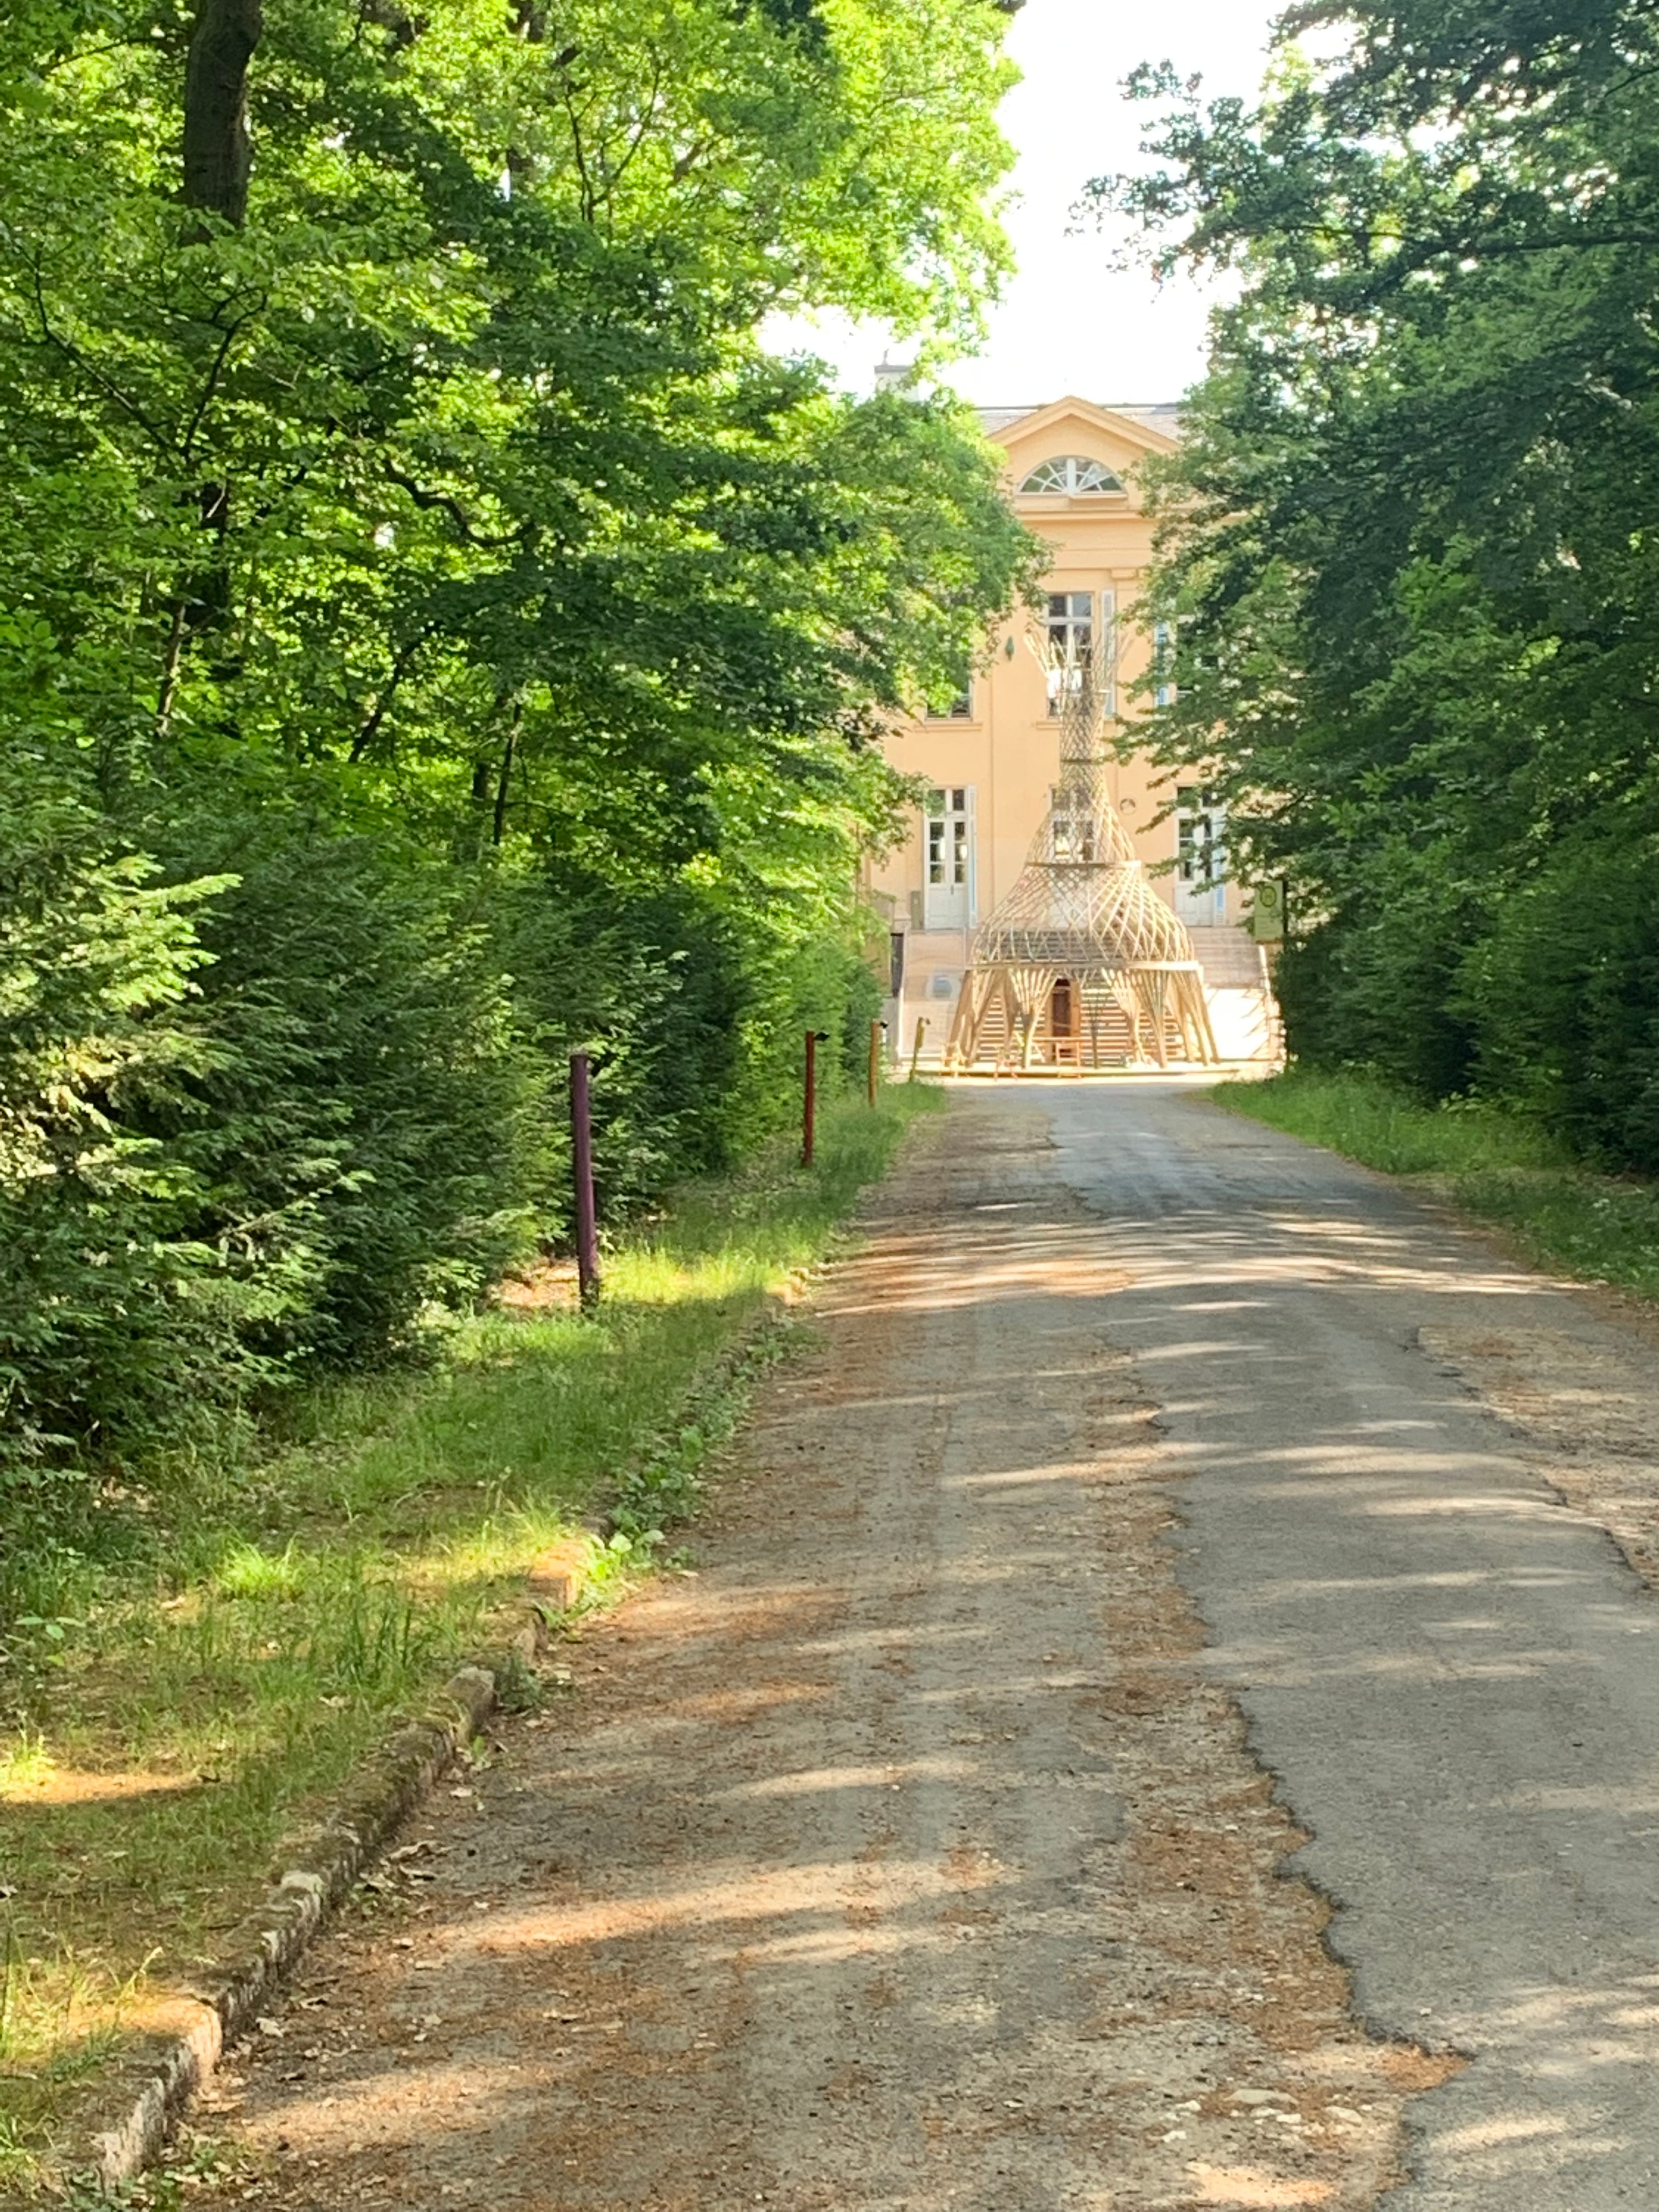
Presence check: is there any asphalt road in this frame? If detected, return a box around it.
[195,1094,1403,2212]
[191,1080,1659,2211]
[1025,1076,1659,2209]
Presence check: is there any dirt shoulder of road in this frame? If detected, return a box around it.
[1419,1300,1659,1598]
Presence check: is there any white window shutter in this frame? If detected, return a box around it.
[922,787,973,930]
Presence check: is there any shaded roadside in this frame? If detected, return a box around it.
[0,1095,929,2185]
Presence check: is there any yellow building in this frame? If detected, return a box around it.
[868,396,1279,1069]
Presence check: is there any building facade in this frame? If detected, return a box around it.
[867,396,1278,1068]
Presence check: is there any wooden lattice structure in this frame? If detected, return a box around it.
[945,646,1220,1074]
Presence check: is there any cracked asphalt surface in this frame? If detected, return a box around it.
[1041,1080,1659,2208]
[191,1081,1659,2208]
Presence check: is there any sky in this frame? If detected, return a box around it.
[770,0,1285,407]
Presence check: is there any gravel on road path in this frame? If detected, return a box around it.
[190,1094,1416,2212]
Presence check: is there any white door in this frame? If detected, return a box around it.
[923,786,974,930]
[1175,787,1227,926]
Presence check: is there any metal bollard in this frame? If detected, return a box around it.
[802,1028,828,1166]
[570,1050,600,1310]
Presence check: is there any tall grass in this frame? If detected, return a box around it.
[1220,1068,1659,1300]
[1219,1068,1568,1175]
[0,1086,936,2178]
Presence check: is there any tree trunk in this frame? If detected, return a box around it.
[157,0,261,731]
[184,0,262,227]
[492,702,521,846]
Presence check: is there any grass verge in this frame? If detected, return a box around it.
[0,1085,938,2187]
[1218,1068,1659,1300]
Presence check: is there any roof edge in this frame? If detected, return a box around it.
[977,397,1182,452]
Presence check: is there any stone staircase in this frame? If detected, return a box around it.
[1185,926,1282,1061]
[1185,925,1268,988]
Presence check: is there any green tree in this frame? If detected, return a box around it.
[0,0,1039,1517]
[1093,1,1659,1152]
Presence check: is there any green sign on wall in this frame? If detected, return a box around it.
[1250,879,1286,942]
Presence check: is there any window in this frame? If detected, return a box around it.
[926,684,972,720]
[1045,591,1115,716]
[1019,455,1124,496]
[923,785,974,929]
[1177,786,1222,884]
[1047,590,1092,664]
[1051,800,1097,864]
[1046,590,1089,715]
[1153,619,1176,709]
[1175,785,1226,923]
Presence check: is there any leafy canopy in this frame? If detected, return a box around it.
[1094,0,1659,1153]
[0,0,1040,1517]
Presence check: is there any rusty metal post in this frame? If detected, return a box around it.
[909,1015,928,1082]
[570,1050,600,1311]
[803,1029,827,1167]
[867,1018,885,1107]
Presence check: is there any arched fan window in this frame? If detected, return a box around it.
[1019,455,1123,495]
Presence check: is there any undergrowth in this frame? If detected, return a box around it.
[1218,1068,1659,1301]
[0,1085,937,2185]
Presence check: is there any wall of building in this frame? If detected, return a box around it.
[866,397,1276,1068]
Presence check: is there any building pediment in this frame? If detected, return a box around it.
[985,396,1180,459]
[980,397,1179,509]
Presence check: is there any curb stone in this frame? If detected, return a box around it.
[16,1628,537,2207]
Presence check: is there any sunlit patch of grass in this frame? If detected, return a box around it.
[0,1733,53,1801]
[0,2117,31,2191]
[0,1086,939,2176]
[1218,1068,1659,1301]
[210,1541,305,1602]
[0,1928,134,2180]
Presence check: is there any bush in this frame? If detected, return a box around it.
[499,867,751,1223]
[0,772,253,1514]
[0,767,893,1545]
[1277,844,1483,1100]
[152,815,549,1370]
[1463,831,1659,1171]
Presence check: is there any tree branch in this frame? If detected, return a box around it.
[179,311,254,467]
[493,698,522,845]
[385,464,518,546]
[349,632,430,762]
[26,259,175,455]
